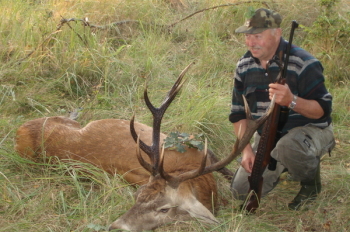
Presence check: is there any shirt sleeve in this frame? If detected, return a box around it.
[229,68,246,123]
[297,59,332,120]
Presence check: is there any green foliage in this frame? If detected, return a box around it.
[320,0,340,9]
[163,131,205,152]
[301,0,350,83]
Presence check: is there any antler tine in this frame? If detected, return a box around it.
[161,62,195,106]
[136,135,153,174]
[254,93,276,125]
[130,114,152,155]
[142,62,195,120]
[130,114,157,175]
[130,62,195,176]
[242,94,252,124]
[158,143,172,180]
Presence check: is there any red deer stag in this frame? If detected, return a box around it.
[14,63,274,231]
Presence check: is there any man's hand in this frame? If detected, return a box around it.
[268,83,325,119]
[268,83,293,107]
[233,119,256,173]
[241,150,255,173]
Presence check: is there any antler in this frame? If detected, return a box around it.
[131,61,275,185]
[130,62,195,176]
[159,95,276,187]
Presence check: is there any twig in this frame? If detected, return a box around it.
[59,16,88,46]
[167,1,271,29]
[57,17,148,30]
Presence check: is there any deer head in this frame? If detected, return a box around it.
[109,63,274,231]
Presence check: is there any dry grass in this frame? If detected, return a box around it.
[0,0,349,231]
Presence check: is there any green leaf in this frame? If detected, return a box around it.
[176,144,186,153]
[179,132,190,138]
[163,131,205,153]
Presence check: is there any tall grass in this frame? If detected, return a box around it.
[1,0,349,231]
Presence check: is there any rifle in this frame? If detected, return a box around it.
[244,21,299,212]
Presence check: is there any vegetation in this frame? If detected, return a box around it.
[1,0,349,231]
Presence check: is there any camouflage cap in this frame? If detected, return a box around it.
[235,8,282,34]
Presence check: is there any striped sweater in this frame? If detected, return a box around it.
[229,37,332,134]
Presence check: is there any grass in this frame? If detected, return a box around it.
[1,0,349,231]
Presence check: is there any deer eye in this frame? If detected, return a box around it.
[159,208,170,213]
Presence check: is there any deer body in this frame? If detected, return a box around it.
[15,116,215,187]
[15,63,273,231]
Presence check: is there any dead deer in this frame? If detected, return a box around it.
[14,63,274,231]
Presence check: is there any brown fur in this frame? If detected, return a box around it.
[14,115,217,206]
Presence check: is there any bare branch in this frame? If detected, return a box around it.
[57,17,144,30]
[167,1,271,29]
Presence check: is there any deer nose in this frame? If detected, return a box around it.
[109,222,131,231]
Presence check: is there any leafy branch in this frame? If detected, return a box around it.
[163,132,205,153]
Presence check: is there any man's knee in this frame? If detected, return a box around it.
[230,167,250,200]
[271,125,334,181]
[230,164,284,200]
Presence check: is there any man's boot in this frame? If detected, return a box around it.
[288,163,321,210]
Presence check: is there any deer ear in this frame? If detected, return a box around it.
[180,195,219,224]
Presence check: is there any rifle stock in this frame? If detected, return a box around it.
[243,21,299,212]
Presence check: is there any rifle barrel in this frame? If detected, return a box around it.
[282,21,299,79]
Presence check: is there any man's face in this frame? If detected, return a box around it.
[245,29,281,62]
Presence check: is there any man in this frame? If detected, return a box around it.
[229,8,335,210]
